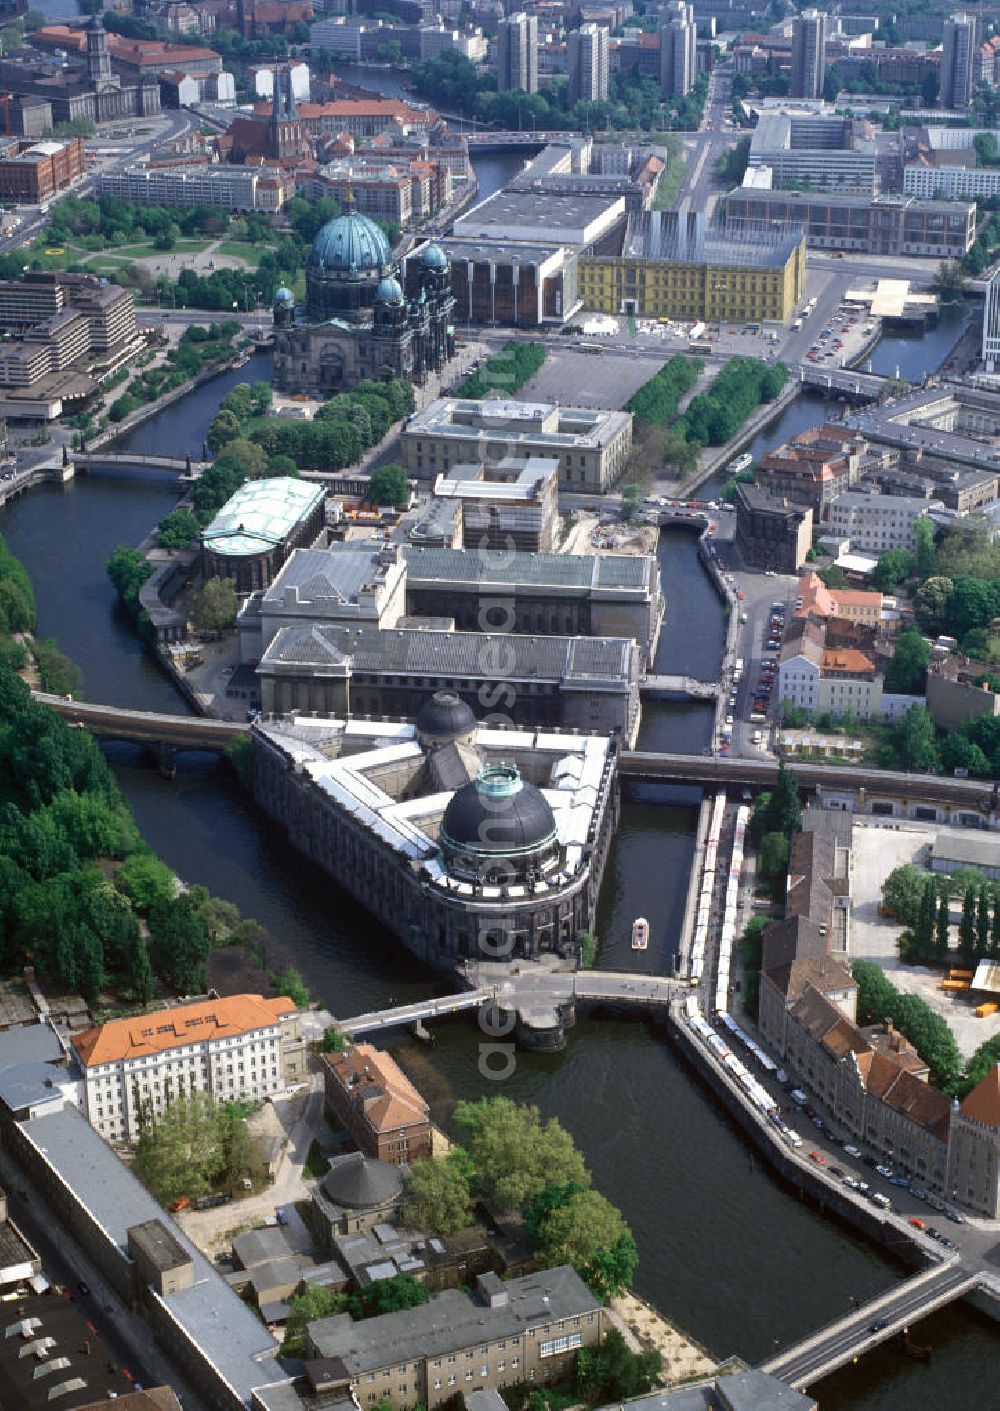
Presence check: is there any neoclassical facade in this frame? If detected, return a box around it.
[272,211,455,396]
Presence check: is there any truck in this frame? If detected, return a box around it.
[792,317,803,331]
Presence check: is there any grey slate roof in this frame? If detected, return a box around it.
[321,1152,403,1209]
[19,1107,278,1402]
[262,547,387,607]
[308,1265,599,1370]
[259,623,634,685]
[402,545,651,592]
[0,1023,63,1070]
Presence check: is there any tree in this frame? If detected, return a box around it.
[192,577,237,637]
[528,1186,637,1298]
[933,262,969,303]
[117,850,175,911]
[575,1328,661,1403]
[157,509,201,551]
[347,1275,429,1319]
[889,705,940,773]
[914,519,937,579]
[129,933,154,1006]
[914,576,954,634]
[620,483,643,522]
[283,1286,347,1356]
[453,1097,590,1212]
[759,831,790,887]
[133,1090,224,1204]
[769,760,802,838]
[215,438,268,480]
[912,876,937,958]
[107,545,152,614]
[978,884,991,959]
[881,864,928,926]
[960,885,978,962]
[276,965,310,1007]
[147,893,210,994]
[366,463,409,506]
[884,627,930,695]
[402,1154,474,1234]
[873,549,915,592]
[936,890,951,961]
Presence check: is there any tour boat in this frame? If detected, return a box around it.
[728,452,753,475]
[631,916,649,951]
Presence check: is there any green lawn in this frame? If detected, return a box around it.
[216,240,268,267]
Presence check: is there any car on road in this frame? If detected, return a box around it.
[725,714,734,724]
[926,1226,942,1241]
[810,1116,825,1129]
[869,1319,890,1333]
[946,1207,966,1223]
[77,1281,90,1296]
[876,1165,893,1179]
[808,1150,826,1164]
[908,1217,926,1230]
[843,1144,862,1158]
[276,1207,289,1226]
[844,1176,860,1190]
[939,1235,957,1249]
[889,1175,910,1188]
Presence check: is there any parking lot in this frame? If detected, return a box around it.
[520,348,662,409]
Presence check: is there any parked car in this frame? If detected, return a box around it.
[908,1217,926,1230]
[843,1144,862,1158]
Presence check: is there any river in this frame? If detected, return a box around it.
[2,356,996,1403]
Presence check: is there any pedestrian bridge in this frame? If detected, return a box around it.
[761,1260,982,1389]
[34,693,248,751]
[73,453,208,478]
[640,674,718,701]
[335,988,498,1036]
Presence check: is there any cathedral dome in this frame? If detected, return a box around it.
[416,691,476,747]
[420,243,448,270]
[309,211,392,274]
[440,764,557,859]
[274,286,294,305]
[375,275,404,305]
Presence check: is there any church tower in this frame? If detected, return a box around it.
[86,13,113,90]
[267,65,309,162]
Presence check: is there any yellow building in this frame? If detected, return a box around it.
[578,214,806,324]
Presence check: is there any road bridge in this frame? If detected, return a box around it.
[640,675,718,701]
[797,365,887,402]
[761,1260,982,1390]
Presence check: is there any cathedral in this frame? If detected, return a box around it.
[272,210,456,397]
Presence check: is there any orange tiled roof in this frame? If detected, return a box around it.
[325,1043,429,1133]
[960,1064,1000,1129]
[74,994,296,1067]
[821,648,875,675]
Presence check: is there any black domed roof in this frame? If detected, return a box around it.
[440,764,558,858]
[321,1152,402,1209]
[416,691,476,743]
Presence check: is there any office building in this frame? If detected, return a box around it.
[567,22,609,105]
[71,993,306,1143]
[95,162,289,212]
[984,267,1000,374]
[0,14,161,125]
[399,396,633,493]
[578,210,806,325]
[496,12,538,94]
[791,8,827,99]
[827,490,942,553]
[734,485,813,573]
[756,423,867,518]
[251,704,622,979]
[0,136,83,203]
[904,163,1000,199]
[724,189,975,259]
[748,113,877,195]
[304,1267,605,1409]
[793,571,883,627]
[941,12,977,110]
[659,0,696,98]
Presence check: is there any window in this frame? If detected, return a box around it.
[540,1333,583,1359]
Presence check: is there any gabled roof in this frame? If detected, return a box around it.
[960,1064,1000,1129]
[788,983,865,1058]
[323,1044,429,1134]
[856,1053,952,1141]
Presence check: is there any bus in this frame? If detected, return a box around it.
[578,343,604,355]
[689,340,712,354]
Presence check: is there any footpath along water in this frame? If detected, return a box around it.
[0,289,994,1409]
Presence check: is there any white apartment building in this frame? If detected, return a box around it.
[828,491,941,553]
[567,23,609,105]
[71,994,306,1142]
[904,164,1000,199]
[95,164,287,212]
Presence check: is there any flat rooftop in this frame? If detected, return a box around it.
[455,188,622,234]
[430,237,565,264]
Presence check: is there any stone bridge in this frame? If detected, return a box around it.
[640,674,718,701]
[73,453,208,478]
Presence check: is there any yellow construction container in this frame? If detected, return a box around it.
[949,969,975,980]
[941,979,971,992]
[976,1003,999,1018]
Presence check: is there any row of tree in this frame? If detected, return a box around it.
[134,1089,254,1205]
[852,959,963,1092]
[109,322,242,425]
[400,1096,636,1300]
[676,357,787,447]
[625,354,703,426]
[748,760,802,895]
[458,342,546,400]
[877,702,1000,780]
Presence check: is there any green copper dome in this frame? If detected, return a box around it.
[309,211,391,274]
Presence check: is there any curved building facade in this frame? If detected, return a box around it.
[251,697,619,976]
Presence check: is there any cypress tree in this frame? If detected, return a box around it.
[935,891,950,962]
[913,876,937,959]
[978,884,992,960]
[959,885,978,962]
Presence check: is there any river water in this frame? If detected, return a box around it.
[0,227,994,1402]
